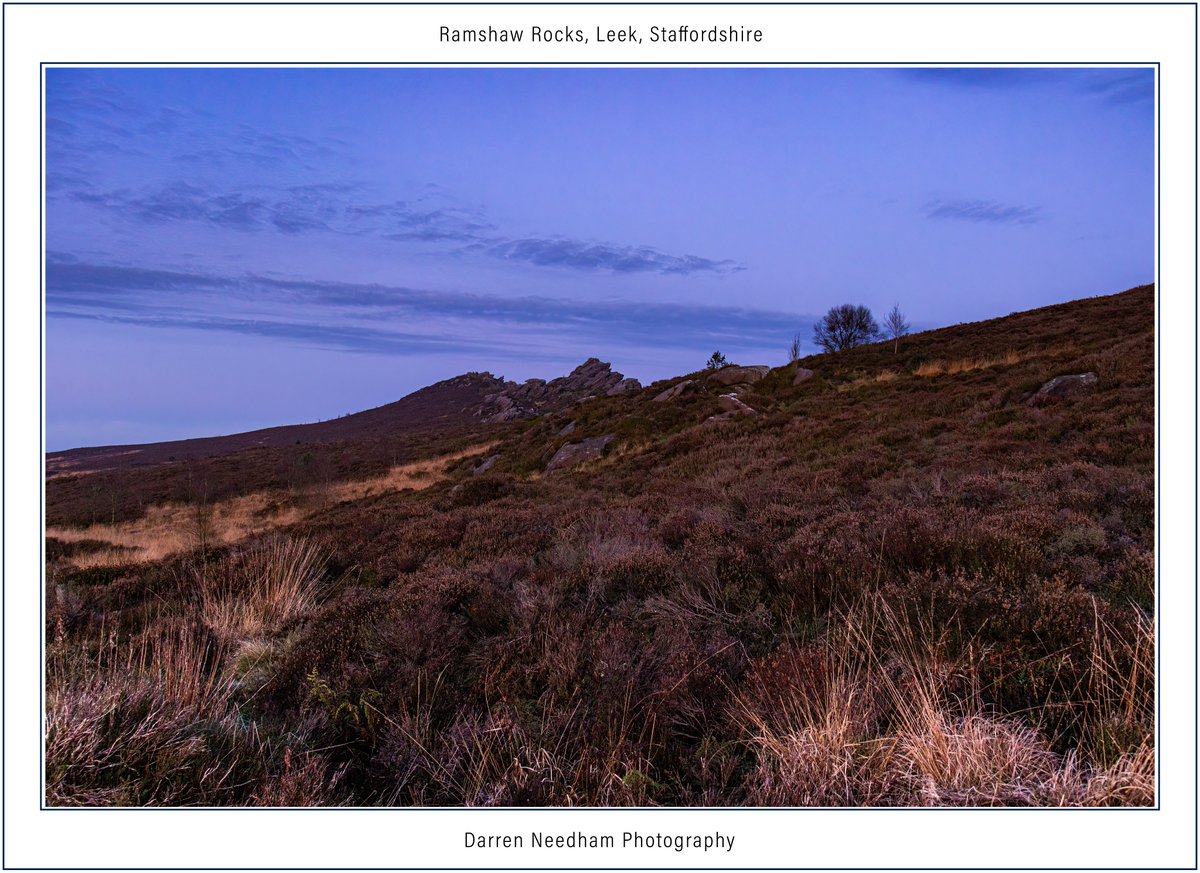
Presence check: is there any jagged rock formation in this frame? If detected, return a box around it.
[476,358,632,423]
[545,434,615,473]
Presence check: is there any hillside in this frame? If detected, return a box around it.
[45,358,637,527]
[45,284,1155,807]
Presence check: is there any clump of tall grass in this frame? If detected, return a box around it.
[201,536,327,642]
[45,617,242,805]
[46,560,345,806]
[735,593,1154,806]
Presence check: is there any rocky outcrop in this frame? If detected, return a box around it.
[555,358,626,396]
[708,393,758,422]
[606,378,642,396]
[476,358,633,423]
[557,421,577,437]
[652,380,699,402]
[545,435,614,473]
[707,365,770,387]
[1031,373,1098,402]
[793,367,815,386]
[478,393,527,423]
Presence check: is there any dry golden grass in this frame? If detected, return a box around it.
[46,443,497,568]
[201,536,327,642]
[837,350,1023,392]
[46,494,304,567]
[835,370,902,393]
[736,593,1154,807]
[321,443,496,503]
[46,598,347,806]
[915,350,1023,378]
[46,617,232,805]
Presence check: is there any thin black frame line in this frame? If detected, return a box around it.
[31,58,1169,819]
[37,60,1165,64]
[1155,43,1163,816]
[1191,3,1198,869]
[2,1,1199,6]
[2,2,7,871]
[37,54,45,818]
[2,865,1200,873]
[2,868,1200,873]
[2,863,1200,868]
[6,26,1188,873]
[31,57,1169,816]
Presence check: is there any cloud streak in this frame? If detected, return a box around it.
[62,180,742,275]
[476,238,743,275]
[900,67,1153,107]
[47,257,800,356]
[921,198,1042,225]
[900,68,1064,90]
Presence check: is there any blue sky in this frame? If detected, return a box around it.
[46,67,1154,450]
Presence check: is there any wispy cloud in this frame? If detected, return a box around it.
[1080,71,1154,105]
[51,310,502,359]
[46,256,799,356]
[900,68,1064,90]
[900,67,1153,107]
[475,238,743,275]
[47,71,745,277]
[175,125,340,170]
[46,74,344,177]
[921,198,1042,225]
[62,179,742,276]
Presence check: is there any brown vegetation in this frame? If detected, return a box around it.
[47,443,496,568]
[45,284,1155,806]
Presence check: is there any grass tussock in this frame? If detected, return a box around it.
[46,541,346,806]
[200,536,328,642]
[735,595,1153,807]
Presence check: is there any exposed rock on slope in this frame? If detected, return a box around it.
[606,378,643,396]
[708,365,770,387]
[477,359,633,423]
[472,455,500,476]
[652,380,699,402]
[545,435,615,473]
[1032,372,1098,401]
[708,393,758,422]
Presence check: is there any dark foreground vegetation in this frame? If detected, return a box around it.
[46,285,1154,806]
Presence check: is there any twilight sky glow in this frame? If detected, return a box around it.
[46,67,1154,450]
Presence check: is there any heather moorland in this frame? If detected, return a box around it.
[45,284,1154,807]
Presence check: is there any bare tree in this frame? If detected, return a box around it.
[186,467,214,558]
[812,304,880,354]
[884,303,911,354]
[787,333,802,362]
